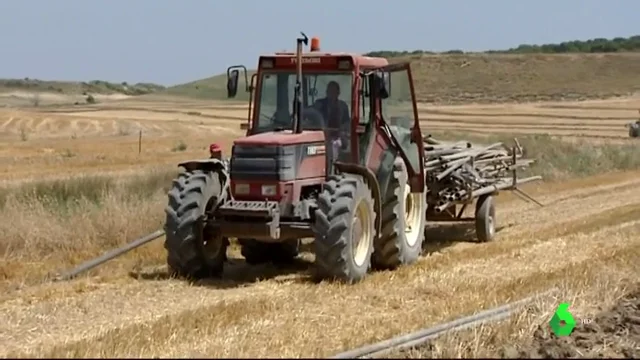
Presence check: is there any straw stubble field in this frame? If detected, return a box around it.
[1,94,640,358]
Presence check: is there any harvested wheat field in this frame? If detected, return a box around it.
[390,286,640,358]
[2,167,640,358]
[2,52,640,357]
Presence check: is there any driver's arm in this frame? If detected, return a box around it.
[339,101,351,143]
[312,99,324,112]
[340,101,350,124]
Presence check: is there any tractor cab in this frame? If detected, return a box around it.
[225,35,424,206]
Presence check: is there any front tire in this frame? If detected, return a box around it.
[373,158,426,270]
[312,174,376,283]
[164,169,228,279]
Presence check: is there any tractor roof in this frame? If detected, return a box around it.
[265,51,389,69]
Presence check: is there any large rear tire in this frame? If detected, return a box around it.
[373,158,426,270]
[312,174,376,283]
[239,238,300,265]
[164,169,228,279]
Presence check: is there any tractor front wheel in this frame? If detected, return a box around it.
[312,174,376,283]
[373,158,426,270]
[164,169,229,279]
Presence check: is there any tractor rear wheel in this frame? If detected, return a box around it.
[164,169,228,279]
[239,238,300,265]
[312,174,376,283]
[373,158,426,270]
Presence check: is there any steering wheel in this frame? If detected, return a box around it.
[304,108,350,152]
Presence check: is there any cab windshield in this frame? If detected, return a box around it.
[252,72,353,134]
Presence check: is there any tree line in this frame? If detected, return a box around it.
[365,35,640,57]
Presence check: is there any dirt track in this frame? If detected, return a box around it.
[1,170,639,358]
[1,96,639,182]
[2,96,640,143]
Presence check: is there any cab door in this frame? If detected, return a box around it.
[373,62,425,191]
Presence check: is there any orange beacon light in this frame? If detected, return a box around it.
[310,37,320,52]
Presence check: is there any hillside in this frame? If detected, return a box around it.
[401,52,640,104]
[164,53,640,105]
[0,78,165,97]
[163,72,254,101]
[5,35,640,105]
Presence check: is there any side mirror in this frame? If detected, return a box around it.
[226,65,249,98]
[227,70,239,98]
[239,123,249,130]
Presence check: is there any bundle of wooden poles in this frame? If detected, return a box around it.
[423,135,541,213]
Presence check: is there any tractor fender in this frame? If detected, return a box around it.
[334,162,382,235]
[177,158,231,198]
[178,158,229,173]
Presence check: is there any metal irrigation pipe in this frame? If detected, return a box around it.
[53,229,166,282]
[328,288,558,359]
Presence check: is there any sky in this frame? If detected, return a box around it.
[0,0,637,86]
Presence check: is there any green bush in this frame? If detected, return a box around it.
[367,35,640,57]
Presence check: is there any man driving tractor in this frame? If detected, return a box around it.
[311,81,351,160]
[312,81,350,136]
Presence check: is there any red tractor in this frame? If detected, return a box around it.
[164,33,427,283]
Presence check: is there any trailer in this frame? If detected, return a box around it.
[627,121,640,138]
[421,135,540,242]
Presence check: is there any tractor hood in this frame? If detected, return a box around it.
[233,130,325,146]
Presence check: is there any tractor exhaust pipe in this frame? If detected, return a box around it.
[292,32,309,134]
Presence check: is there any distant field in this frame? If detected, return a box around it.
[1,95,639,184]
[0,78,165,97]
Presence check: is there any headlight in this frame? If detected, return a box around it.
[235,183,250,195]
[261,185,277,196]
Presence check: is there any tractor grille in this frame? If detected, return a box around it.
[230,145,297,181]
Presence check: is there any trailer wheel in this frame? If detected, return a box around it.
[239,238,300,265]
[373,158,426,270]
[312,174,376,283]
[475,194,496,242]
[164,169,228,279]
